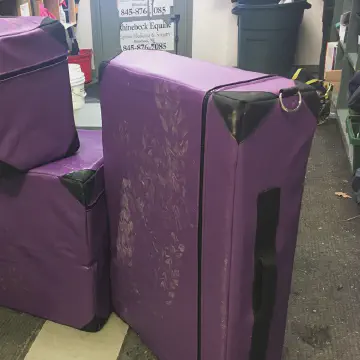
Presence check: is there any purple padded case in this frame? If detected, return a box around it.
[101,51,319,360]
[0,17,79,175]
[0,130,110,331]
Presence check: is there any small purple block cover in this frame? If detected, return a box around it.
[101,51,319,360]
[0,17,79,174]
[0,130,110,331]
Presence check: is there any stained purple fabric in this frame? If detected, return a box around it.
[33,129,103,177]
[101,51,316,360]
[0,17,77,172]
[0,130,110,329]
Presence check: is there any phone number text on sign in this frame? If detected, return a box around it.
[152,6,168,15]
[122,43,167,51]
[120,7,148,17]
[120,20,174,52]
[118,0,148,18]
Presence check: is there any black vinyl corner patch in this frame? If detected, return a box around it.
[81,316,108,333]
[294,81,322,119]
[0,161,22,178]
[40,18,68,50]
[213,92,277,144]
[60,170,97,207]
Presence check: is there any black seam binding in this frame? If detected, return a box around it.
[196,74,276,360]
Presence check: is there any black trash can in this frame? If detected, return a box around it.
[232,1,311,76]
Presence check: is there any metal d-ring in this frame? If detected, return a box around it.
[279,90,302,113]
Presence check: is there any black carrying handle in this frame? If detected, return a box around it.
[252,255,277,317]
[279,80,323,117]
[249,188,280,360]
[250,255,277,360]
[283,81,322,119]
[279,87,303,113]
[280,86,300,98]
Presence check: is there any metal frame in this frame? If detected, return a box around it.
[90,0,193,79]
[332,0,360,171]
[90,0,104,78]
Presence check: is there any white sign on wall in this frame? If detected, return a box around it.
[120,20,174,51]
[118,0,149,18]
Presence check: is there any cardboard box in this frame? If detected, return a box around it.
[325,70,342,93]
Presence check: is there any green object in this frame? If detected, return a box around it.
[346,115,360,145]
[346,115,360,171]
[232,1,311,76]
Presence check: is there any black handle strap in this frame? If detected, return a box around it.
[250,188,280,360]
[281,82,321,119]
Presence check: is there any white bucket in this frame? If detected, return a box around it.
[69,64,86,111]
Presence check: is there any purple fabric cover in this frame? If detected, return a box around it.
[0,17,78,173]
[0,130,110,330]
[101,51,317,360]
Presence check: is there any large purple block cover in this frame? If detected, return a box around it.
[0,17,79,174]
[101,51,319,360]
[0,130,110,331]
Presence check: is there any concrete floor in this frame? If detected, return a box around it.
[74,83,102,129]
[119,121,360,360]
[283,120,360,360]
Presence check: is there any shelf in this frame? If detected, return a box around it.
[332,90,339,108]
[331,0,360,172]
[336,108,353,169]
[339,39,346,52]
[348,52,358,69]
[338,108,349,132]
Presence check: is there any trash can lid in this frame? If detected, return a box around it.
[232,0,311,13]
[233,0,278,4]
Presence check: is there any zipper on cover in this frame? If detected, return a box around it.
[0,55,67,82]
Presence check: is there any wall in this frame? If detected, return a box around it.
[192,0,323,67]
[76,1,93,52]
[79,0,323,69]
[192,0,238,67]
[76,0,95,68]
[296,0,323,66]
